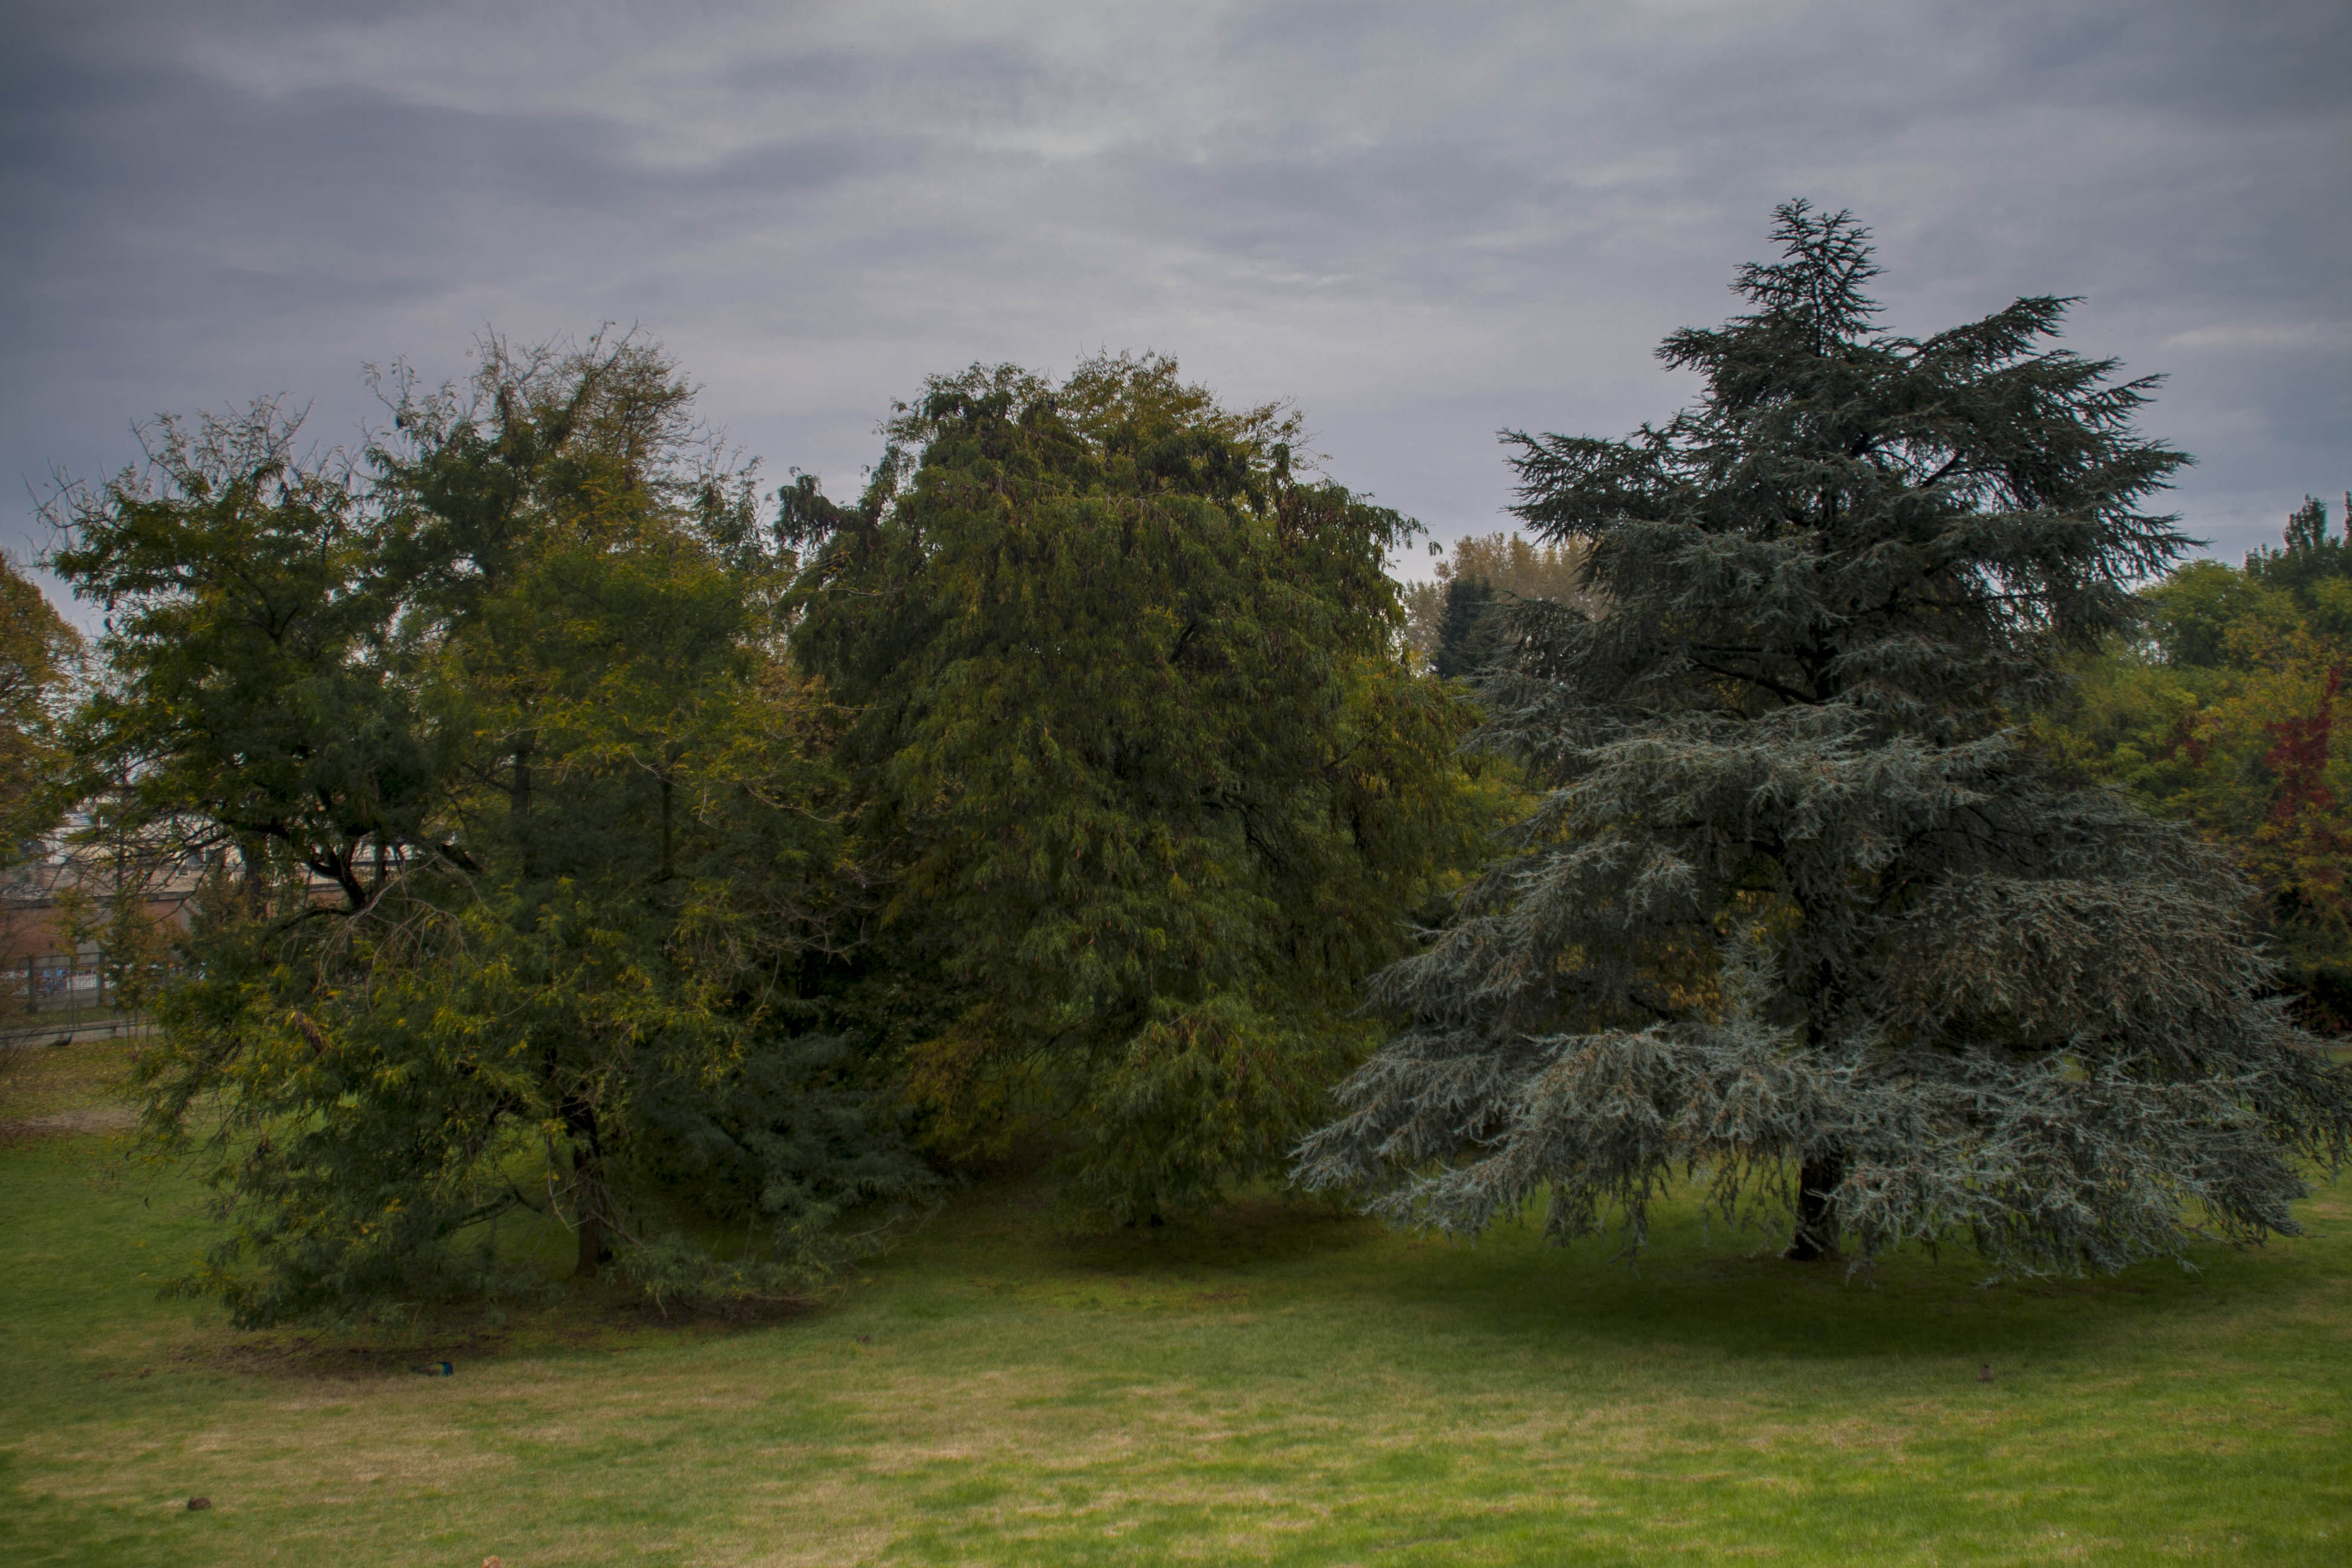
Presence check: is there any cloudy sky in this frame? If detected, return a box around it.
[7,0,2345,612]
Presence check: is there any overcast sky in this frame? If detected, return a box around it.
[7,0,2346,614]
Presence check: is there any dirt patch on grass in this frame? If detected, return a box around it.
[197,1333,526,1385]
[0,1103,136,1143]
[147,1269,844,1390]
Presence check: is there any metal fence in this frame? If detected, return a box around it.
[2,950,160,1046]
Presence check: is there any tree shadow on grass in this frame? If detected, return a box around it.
[1336,1183,2351,1369]
[903,1171,2352,1371]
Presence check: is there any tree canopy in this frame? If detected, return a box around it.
[1431,576,1504,681]
[783,353,1497,1222]
[1297,202,2352,1275]
[50,338,932,1325]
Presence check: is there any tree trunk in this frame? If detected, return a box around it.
[511,734,536,878]
[659,773,673,880]
[566,1095,610,1278]
[573,1152,605,1279]
[237,835,273,917]
[1784,1151,1844,1262]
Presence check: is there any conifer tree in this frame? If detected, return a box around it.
[1399,533,1595,668]
[1431,577,1503,681]
[1298,203,2352,1273]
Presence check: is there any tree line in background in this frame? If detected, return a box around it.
[6,203,2346,1326]
[2039,498,2351,1031]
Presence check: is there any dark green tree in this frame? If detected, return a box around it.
[52,339,930,1325]
[1298,203,2352,1273]
[1400,533,1595,667]
[785,353,1496,1223]
[1431,576,1503,681]
[2250,494,2352,610]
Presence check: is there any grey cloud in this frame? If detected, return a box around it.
[5,0,2347,609]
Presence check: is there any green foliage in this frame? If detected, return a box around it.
[1430,577,1501,681]
[52,403,447,909]
[2040,495,2351,1030]
[1400,531,1595,668]
[2252,493,2352,621]
[49,337,932,1325]
[0,554,82,866]
[786,353,1497,1221]
[1299,201,2352,1276]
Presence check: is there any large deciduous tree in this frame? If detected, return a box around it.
[1297,203,2352,1274]
[52,338,930,1325]
[786,354,1495,1223]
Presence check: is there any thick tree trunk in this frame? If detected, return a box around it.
[1783,1151,1844,1262]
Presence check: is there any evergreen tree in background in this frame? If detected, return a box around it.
[785,354,1496,1223]
[1400,531,1595,668]
[1298,203,2352,1273]
[2253,494,2352,607]
[1431,576,1503,681]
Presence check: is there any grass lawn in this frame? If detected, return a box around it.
[2,1037,2347,1566]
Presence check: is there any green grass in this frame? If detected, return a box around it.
[3,1039,2348,1566]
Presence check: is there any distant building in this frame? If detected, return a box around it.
[0,820,204,1007]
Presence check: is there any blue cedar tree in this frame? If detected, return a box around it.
[1298,204,2352,1275]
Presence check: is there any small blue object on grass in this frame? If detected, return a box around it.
[410,1361,453,1377]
